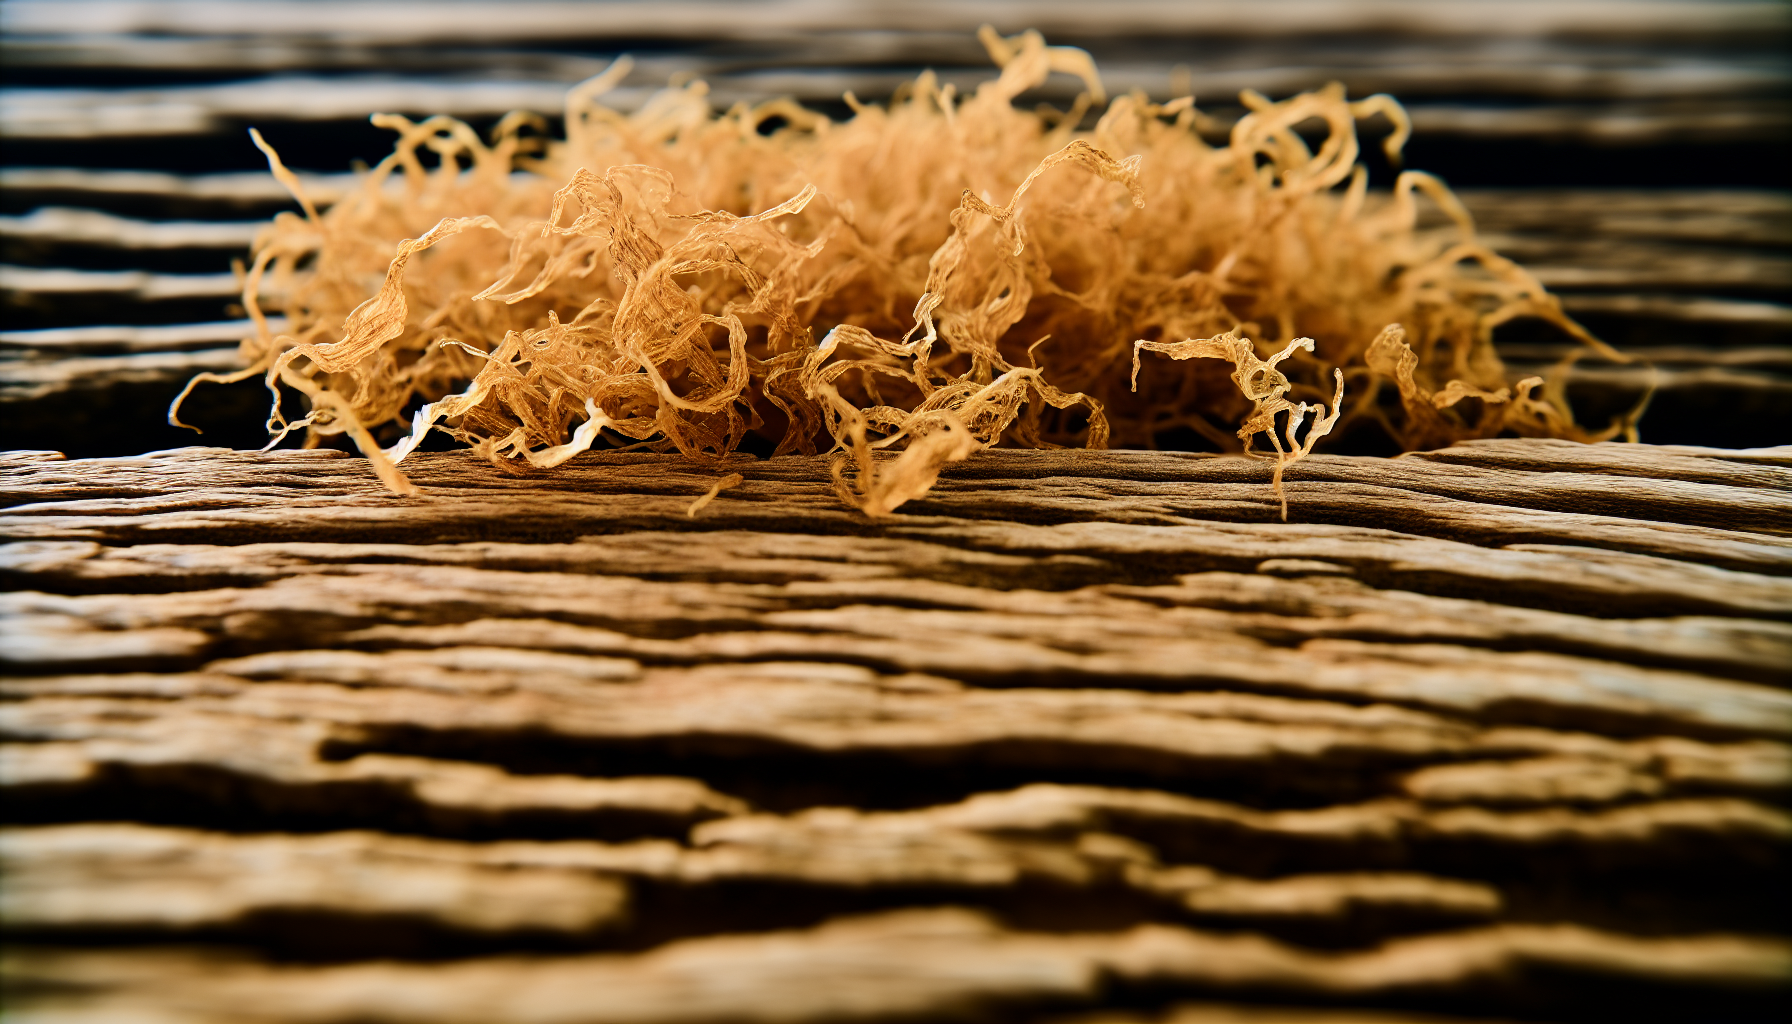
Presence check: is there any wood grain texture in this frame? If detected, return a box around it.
[4,5,1788,1016]
[5,911,1788,1024]
[2,439,1789,1022]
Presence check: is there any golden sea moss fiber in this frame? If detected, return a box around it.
[177,28,1634,516]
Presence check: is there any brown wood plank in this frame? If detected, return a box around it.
[3,440,1788,1023]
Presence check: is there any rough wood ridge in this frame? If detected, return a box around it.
[2,439,1790,1023]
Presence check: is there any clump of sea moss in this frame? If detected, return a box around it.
[177,27,1632,516]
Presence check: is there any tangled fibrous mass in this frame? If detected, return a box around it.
[177,28,1634,518]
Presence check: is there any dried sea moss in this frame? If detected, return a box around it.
[178,28,1636,516]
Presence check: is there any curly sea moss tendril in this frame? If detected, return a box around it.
[175,27,1622,512]
[1132,331,1342,520]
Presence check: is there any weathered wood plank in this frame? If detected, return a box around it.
[0,347,241,402]
[1,824,633,938]
[3,441,1787,1022]
[0,208,264,248]
[6,538,1786,680]
[5,563,1789,735]
[3,449,1789,601]
[4,797,1781,953]
[5,657,1788,813]
[5,908,1787,1024]
[4,2,1790,1017]
[9,444,1786,534]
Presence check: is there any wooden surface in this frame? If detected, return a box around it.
[2,4,1789,1019]
[3,439,1790,1022]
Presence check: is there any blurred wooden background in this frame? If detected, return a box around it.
[1,0,1787,454]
